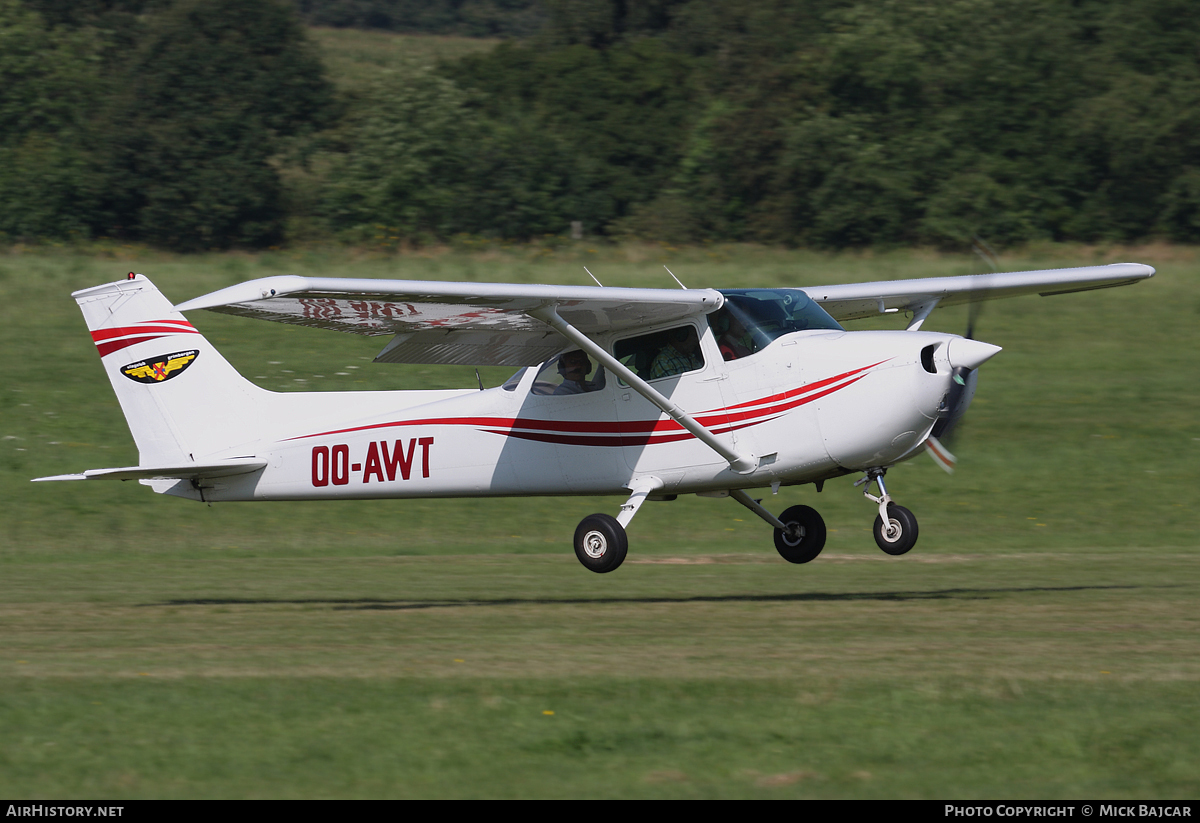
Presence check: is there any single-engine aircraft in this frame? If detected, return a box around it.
[36,263,1153,572]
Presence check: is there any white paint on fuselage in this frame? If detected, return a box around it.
[198,326,967,503]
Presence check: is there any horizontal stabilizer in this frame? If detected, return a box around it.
[33,457,267,483]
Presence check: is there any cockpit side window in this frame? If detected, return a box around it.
[530,350,607,396]
[711,289,843,360]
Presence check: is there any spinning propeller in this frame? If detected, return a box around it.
[925,238,997,474]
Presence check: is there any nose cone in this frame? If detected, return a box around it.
[947,337,1002,370]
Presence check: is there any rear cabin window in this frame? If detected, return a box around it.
[613,324,705,383]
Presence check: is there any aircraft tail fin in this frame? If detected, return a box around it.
[72,274,265,465]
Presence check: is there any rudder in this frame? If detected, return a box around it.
[75,274,266,464]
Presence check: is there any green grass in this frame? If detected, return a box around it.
[1,243,1198,797]
[3,678,1196,798]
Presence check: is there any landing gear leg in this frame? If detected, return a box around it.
[573,479,660,573]
[728,489,827,564]
[856,469,919,555]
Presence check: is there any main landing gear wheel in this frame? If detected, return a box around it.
[773,505,827,564]
[873,503,919,556]
[574,513,628,573]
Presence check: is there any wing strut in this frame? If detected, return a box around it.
[905,298,940,331]
[530,307,758,474]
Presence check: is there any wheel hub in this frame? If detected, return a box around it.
[882,519,902,541]
[782,524,806,547]
[582,530,608,558]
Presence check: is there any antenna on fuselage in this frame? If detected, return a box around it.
[664,265,687,289]
[583,267,603,287]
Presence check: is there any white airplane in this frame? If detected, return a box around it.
[37,263,1153,572]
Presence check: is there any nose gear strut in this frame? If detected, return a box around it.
[856,468,919,555]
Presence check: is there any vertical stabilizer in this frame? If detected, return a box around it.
[74,274,265,464]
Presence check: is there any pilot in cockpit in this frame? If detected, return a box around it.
[553,349,606,395]
[711,308,754,361]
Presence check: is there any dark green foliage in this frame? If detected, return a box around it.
[321,68,487,239]
[6,0,1200,249]
[290,0,546,37]
[442,0,1200,247]
[0,0,106,240]
[96,0,334,249]
[538,0,684,47]
[0,134,102,240]
[322,36,695,241]
[453,37,697,226]
[1,0,332,248]
[319,65,588,240]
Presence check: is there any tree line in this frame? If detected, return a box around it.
[290,0,545,37]
[3,0,1199,250]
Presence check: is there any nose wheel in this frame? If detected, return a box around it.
[857,469,919,556]
[873,502,919,555]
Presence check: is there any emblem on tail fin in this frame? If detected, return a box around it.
[120,350,199,384]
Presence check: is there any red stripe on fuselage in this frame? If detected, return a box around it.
[485,418,769,448]
[491,372,870,447]
[285,360,882,444]
[721,359,889,412]
[721,371,871,424]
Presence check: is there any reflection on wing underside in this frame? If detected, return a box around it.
[374,329,566,367]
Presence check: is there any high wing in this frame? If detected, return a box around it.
[175,277,722,367]
[801,263,1154,326]
[174,263,1154,366]
[167,262,1153,478]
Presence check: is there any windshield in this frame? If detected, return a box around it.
[501,367,527,392]
[713,289,843,355]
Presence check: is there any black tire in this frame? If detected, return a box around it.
[873,503,919,555]
[773,505,827,564]
[574,514,629,573]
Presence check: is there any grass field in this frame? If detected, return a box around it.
[1,243,1198,797]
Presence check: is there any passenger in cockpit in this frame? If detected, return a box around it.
[712,309,754,361]
[649,326,703,379]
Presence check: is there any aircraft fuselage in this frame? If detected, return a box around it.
[171,325,967,503]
